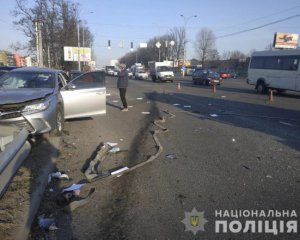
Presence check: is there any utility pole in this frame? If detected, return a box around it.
[47,46,51,68]
[180,14,197,75]
[77,20,81,71]
[34,19,44,67]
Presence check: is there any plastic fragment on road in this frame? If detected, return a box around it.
[266,175,273,178]
[165,154,176,159]
[232,138,236,142]
[184,105,192,108]
[279,121,295,127]
[62,183,85,192]
[142,112,151,115]
[109,147,120,153]
[38,214,57,230]
[136,97,143,100]
[210,114,218,117]
[106,142,118,147]
[173,103,180,106]
[48,171,69,183]
[67,187,96,212]
[111,166,129,175]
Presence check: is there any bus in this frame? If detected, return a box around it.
[247,49,300,93]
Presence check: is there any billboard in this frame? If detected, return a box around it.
[64,46,91,61]
[273,32,298,49]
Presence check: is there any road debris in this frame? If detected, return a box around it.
[142,112,151,115]
[183,105,192,108]
[109,147,120,153]
[48,171,69,183]
[38,214,57,230]
[210,114,218,117]
[279,121,295,127]
[84,142,113,181]
[62,183,85,192]
[106,142,118,148]
[232,138,236,142]
[136,97,143,100]
[243,165,250,170]
[173,103,180,106]
[111,166,129,175]
[221,96,226,98]
[165,154,177,159]
[67,187,96,212]
[266,175,273,178]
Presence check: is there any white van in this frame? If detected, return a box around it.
[247,49,300,93]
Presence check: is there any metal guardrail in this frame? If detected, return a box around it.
[0,127,31,198]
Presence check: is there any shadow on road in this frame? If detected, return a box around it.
[146,91,300,152]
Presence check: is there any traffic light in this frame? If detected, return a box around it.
[108,40,111,49]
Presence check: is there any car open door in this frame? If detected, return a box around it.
[61,71,106,119]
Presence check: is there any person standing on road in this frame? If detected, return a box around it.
[117,63,129,112]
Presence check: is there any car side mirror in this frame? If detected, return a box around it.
[65,83,76,90]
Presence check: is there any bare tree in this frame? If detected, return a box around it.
[169,27,185,60]
[194,28,217,66]
[12,0,94,68]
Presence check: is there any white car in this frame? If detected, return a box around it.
[0,67,106,135]
[135,70,148,80]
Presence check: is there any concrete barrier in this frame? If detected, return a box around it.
[0,126,31,198]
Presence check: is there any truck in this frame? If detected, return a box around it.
[148,61,174,83]
[130,63,145,77]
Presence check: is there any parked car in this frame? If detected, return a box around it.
[0,67,106,135]
[135,70,148,80]
[192,69,221,85]
[219,72,231,79]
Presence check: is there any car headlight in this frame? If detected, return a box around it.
[23,101,50,113]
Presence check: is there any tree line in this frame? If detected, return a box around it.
[12,0,93,70]
[12,0,253,75]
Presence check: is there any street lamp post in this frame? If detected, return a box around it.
[77,20,81,71]
[180,14,197,75]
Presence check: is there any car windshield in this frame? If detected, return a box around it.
[157,66,172,72]
[0,72,55,89]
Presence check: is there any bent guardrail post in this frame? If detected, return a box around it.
[0,127,31,198]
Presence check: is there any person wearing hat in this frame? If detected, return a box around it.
[117,63,129,112]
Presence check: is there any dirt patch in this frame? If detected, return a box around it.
[0,136,59,240]
[28,100,162,239]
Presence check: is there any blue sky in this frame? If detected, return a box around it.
[0,0,299,67]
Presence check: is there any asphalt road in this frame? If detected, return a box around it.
[31,76,300,240]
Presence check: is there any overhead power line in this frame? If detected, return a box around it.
[216,14,300,39]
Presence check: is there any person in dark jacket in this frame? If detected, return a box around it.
[117,64,129,112]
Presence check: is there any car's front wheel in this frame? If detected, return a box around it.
[50,105,64,136]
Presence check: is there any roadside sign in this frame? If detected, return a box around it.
[155,42,161,48]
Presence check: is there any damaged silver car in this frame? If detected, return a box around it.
[0,67,106,135]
